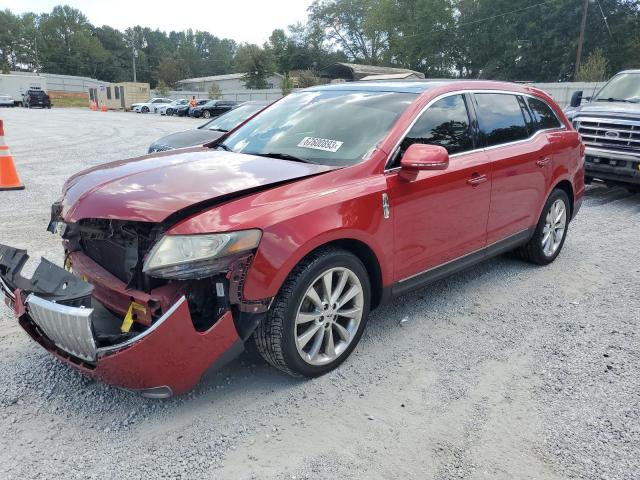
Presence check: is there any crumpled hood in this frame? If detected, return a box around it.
[573,102,640,119]
[61,149,336,224]
[152,129,224,150]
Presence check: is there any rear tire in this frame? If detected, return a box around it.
[254,247,371,377]
[203,110,211,119]
[516,189,570,265]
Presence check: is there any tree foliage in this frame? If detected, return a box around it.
[0,1,638,85]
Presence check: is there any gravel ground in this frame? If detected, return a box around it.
[0,108,638,480]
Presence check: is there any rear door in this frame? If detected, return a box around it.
[387,93,491,281]
[474,92,552,244]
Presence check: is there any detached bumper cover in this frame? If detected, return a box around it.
[0,244,242,396]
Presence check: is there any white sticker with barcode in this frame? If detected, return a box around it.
[297,137,343,153]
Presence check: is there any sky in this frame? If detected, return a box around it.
[3,0,315,44]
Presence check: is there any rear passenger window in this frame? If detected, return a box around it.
[475,93,529,147]
[527,97,562,131]
[400,94,473,155]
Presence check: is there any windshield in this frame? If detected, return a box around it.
[200,103,266,132]
[594,72,640,103]
[220,90,417,166]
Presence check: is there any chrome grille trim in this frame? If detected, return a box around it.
[576,117,640,153]
[26,294,97,362]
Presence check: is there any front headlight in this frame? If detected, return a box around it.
[143,230,261,280]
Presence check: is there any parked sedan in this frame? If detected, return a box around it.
[190,99,239,118]
[132,98,173,113]
[0,94,14,107]
[0,80,584,397]
[175,99,209,117]
[158,99,187,116]
[148,101,269,153]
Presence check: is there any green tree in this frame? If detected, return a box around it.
[157,57,182,87]
[576,48,609,82]
[208,81,222,99]
[156,79,170,96]
[235,44,275,89]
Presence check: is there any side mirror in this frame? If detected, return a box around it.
[570,90,583,108]
[400,144,449,181]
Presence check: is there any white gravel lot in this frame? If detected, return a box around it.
[0,107,638,480]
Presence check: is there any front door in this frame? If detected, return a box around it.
[387,93,491,282]
[472,93,552,244]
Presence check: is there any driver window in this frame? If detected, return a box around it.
[390,94,473,168]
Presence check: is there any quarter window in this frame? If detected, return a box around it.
[527,97,562,131]
[400,94,474,156]
[475,93,529,147]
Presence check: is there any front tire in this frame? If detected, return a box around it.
[254,247,371,377]
[517,189,570,265]
[203,110,211,118]
[141,106,149,113]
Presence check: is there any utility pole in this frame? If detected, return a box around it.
[131,33,137,83]
[574,0,589,79]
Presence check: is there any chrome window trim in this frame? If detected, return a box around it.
[384,89,567,172]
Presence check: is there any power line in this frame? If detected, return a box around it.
[393,0,563,41]
[596,0,613,37]
[457,0,562,28]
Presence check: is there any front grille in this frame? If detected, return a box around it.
[27,294,97,362]
[575,117,640,153]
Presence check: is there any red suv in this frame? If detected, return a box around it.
[0,80,584,397]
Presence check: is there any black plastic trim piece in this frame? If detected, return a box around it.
[391,229,533,298]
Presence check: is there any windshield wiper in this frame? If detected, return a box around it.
[215,143,231,151]
[596,97,633,103]
[208,128,229,132]
[252,152,310,163]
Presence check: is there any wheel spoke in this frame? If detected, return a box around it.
[321,272,333,302]
[325,327,336,358]
[336,306,361,319]
[307,327,325,359]
[297,323,322,349]
[330,271,349,304]
[305,286,323,308]
[296,311,321,324]
[333,322,351,342]
[337,284,359,308]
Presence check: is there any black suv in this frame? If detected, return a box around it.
[566,70,640,193]
[24,88,52,109]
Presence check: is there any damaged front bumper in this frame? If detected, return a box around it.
[0,244,243,397]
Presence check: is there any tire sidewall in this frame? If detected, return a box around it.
[279,251,371,377]
[531,189,570,264]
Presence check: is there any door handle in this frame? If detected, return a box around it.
[536,157,552,167]
[467,174,488,186]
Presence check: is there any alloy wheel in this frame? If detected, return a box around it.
[294,267,364,366]
[541,198,567,256]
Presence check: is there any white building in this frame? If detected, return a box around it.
[175,73,283,93]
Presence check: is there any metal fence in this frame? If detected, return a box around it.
[10,71,102,92]
[152,89,285,102]
[528,82,603,107]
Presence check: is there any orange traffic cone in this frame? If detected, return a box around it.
[0,120,25,191]
[90,100,97,111]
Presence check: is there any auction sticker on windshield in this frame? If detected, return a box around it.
[297,137,343,153]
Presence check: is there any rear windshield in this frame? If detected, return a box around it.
[220,90,417,166]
